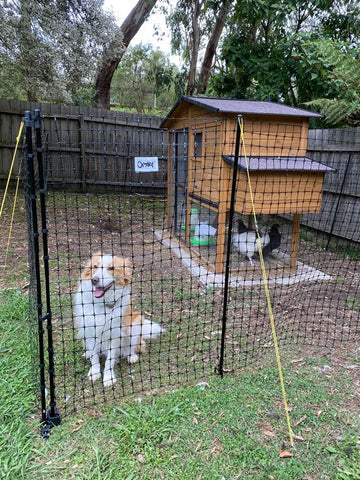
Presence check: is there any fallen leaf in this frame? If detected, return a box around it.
[136,453,145,463]
[70,425,83,434]
[70,419,84,434]
[294,414,307,426]
[210,438,224,456]
[263,429,276,437]
[279,451,293,458]
[266,411,280,420]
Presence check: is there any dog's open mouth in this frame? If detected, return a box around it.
[93,282,114,298]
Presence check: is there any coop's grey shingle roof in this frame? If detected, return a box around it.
[223,155,336,172]
[162,96,322,123]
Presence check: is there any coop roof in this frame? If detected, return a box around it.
[223,155,336,172]
[161,96,322,126]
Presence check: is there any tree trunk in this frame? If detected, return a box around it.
[186,0,202,96]
[94,0,158,109]
[196,0,232,95]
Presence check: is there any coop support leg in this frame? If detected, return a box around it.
[290,213,301,269]
[215,208,227,274]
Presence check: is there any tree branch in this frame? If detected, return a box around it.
[196,0,233,94]
[94,0,158,109]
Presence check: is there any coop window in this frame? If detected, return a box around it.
[194,132,203,157]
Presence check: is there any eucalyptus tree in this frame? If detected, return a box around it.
[111,44,178,114]
[165,0,233,95]
[0,0,121,104]
[94,0,159,108]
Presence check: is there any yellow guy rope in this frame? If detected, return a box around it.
[238,117,294,448]
[0,121,24,268]
[0,121,24,218]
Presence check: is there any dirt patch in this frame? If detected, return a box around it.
[0,189,359,413]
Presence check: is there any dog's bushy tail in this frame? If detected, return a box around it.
[141,318,165,339]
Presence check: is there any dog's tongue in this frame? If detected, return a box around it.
[93,287,105,298]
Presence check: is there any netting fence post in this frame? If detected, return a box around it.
[217,115,242,377]
[24,110,60,437]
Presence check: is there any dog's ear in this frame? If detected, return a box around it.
[81,259,93,280]
[123,257,133,285]
[81,253,102,280]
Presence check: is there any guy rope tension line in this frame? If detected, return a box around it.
[0,121,24,218]
[0,121,24,269]
[238,116,295,449]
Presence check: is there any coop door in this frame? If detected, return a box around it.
[173,129,189,231]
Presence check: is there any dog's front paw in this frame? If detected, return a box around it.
[87,365,101,383]
[127,353,139,364]
[135,338,146,354]
[103,371,117,387]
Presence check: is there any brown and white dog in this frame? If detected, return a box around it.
[74,252,164,387]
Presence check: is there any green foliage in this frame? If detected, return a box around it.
[210,0,360,126]
[165,0,232,94]
[166,0,224,60]
[111,44,179,114]
[0,0,121,104]
[345,297,360,309]
[300,38,360,126]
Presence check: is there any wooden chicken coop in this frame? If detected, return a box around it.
[161,96,334,274]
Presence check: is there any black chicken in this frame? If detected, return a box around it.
[262,224,281,258]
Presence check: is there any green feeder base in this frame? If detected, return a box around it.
[190,236,215,246]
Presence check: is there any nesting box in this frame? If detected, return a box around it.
[161,96,334,273]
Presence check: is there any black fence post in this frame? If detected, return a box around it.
[33,110,60,434]
[23,110,48,430]
[217,115,242,377]
[24,110,60,437]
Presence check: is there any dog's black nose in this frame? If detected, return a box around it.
[92,276,99,285]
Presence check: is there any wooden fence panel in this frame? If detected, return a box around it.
[0,98,167,191]
[303,127,360,242]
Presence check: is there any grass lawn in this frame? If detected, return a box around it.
[1,289,359,480]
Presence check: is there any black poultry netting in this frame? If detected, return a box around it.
[19,101,359,429]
